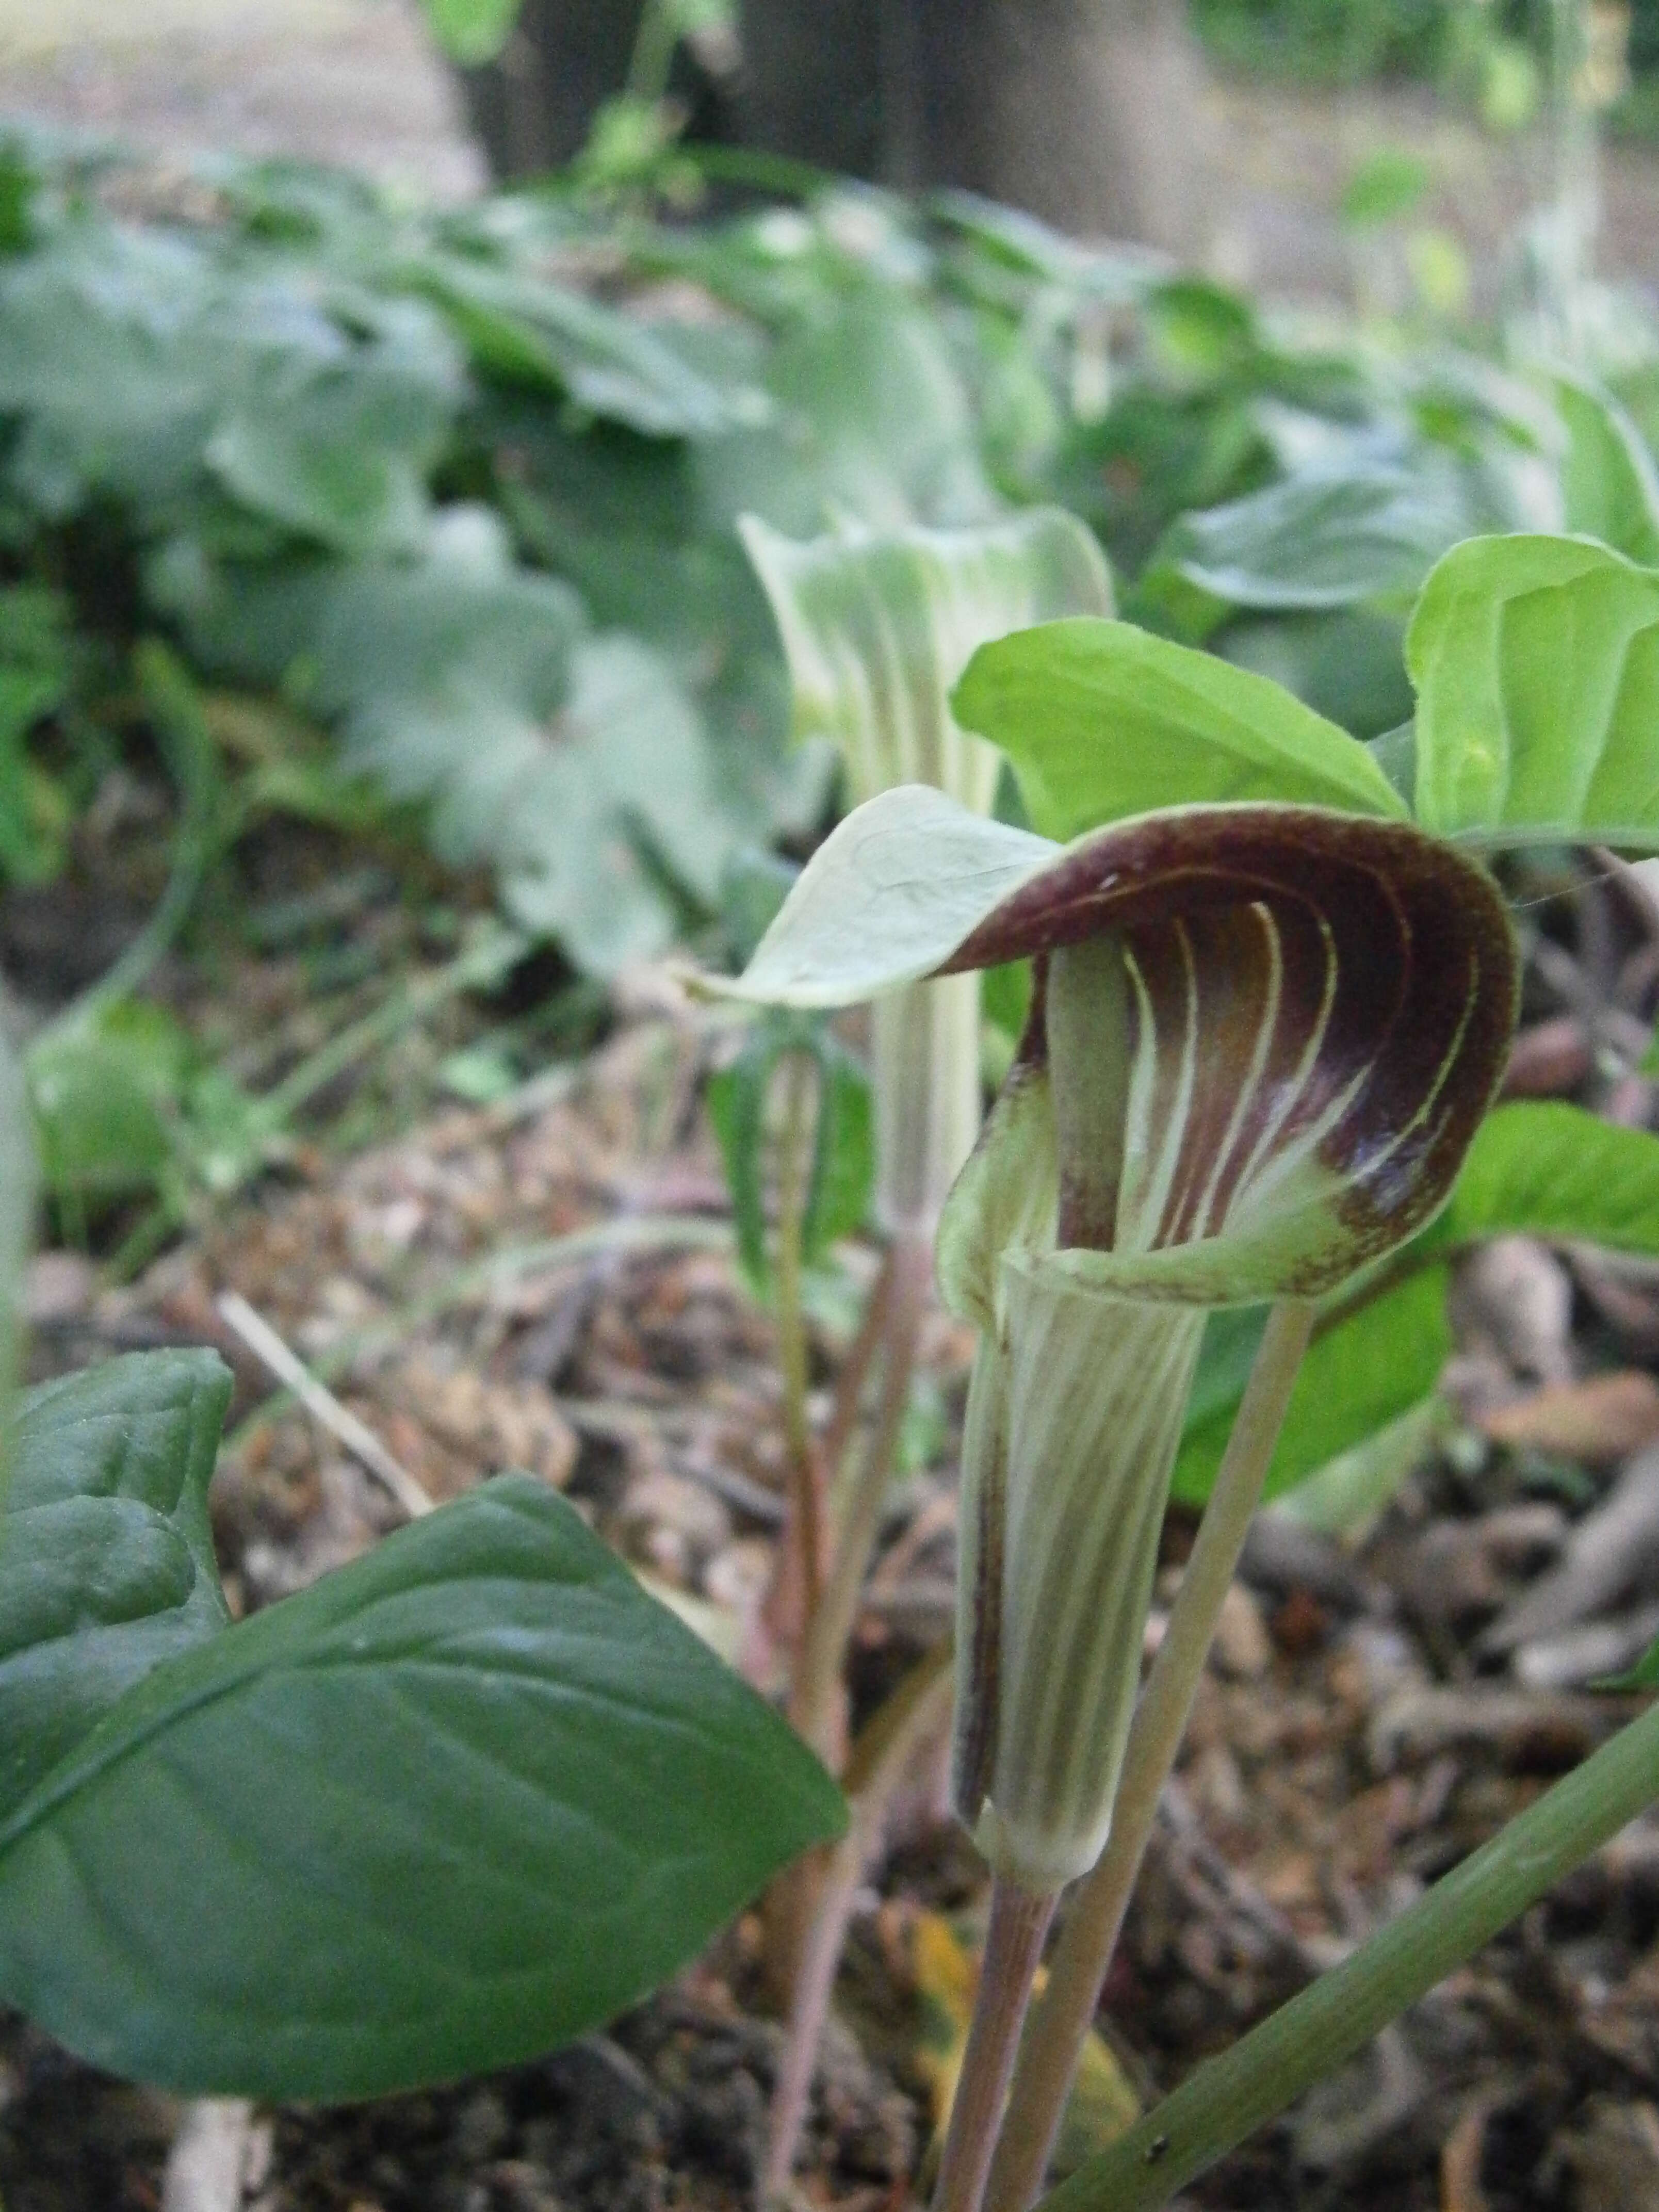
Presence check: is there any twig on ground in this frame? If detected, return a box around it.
[217,1290,434,1520]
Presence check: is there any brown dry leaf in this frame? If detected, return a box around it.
[1480,1371,1659,1460]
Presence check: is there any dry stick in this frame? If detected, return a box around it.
[790,1230,934,1763]
[216,1291,435,1521]
[987,1300,1316,2212]
[933,1878,1059,2212]
[762,1642,955,2205]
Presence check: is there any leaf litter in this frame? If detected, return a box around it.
[3,844,1659,2210]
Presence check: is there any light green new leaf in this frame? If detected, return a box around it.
[1409,533,1659,850]
[0,1474,844,2099]
[1553,372,1659,566]
[740,509,1112,809]
[1437,1100,1659,1254]
[0,1352,232,1819]
[952,618,1409,841]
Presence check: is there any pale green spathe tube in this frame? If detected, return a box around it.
[953,1256,1204,1891]
[739,511,1112,1231]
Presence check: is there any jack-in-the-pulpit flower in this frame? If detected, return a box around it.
[726,787,1518,1891]
[740,512,1111,1233]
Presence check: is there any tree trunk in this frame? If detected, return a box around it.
[455,0,1212,257]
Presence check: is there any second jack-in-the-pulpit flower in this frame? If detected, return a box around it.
[726,787,1518,1895]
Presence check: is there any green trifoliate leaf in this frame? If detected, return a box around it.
[952,617,1410,841]
[0,1352,232,1819]
[740,509,1112,810]
[0,1474,844,2099]
[1409,533,1659,852]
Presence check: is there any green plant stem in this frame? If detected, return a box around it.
[989,1299,1316,2212]
[1034,1684,1659,2212]
[762,1642,954,2205]
[790,1229,932,1764]
[819,1242,896,1489]
[624,0,680,104]
[774,1050,821,1609]
[933,1877,1058,2212]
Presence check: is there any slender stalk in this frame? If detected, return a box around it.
[820,1243,897,1493]
[933,1878,1058,2212]
[763,1644,954,2204]
[989,1300,1315,2212]
[1035,1686,1659,2212]
[790,1231,933,1763]
[774,1050,823,1612]
[624,0,680,104]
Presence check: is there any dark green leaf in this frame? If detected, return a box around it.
[0,1474,845,2097]
[0,1351,232,1819]
[414,254,756,438]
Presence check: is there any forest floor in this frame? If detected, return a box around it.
[6,812,1659,2210]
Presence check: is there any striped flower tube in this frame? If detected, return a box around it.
[725,786,1518,1891]
[739,512,1111,1234]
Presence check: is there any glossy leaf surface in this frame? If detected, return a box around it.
[0,1475,844,2099]
[952,617,1408,840]
[0,1352,232,1819]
